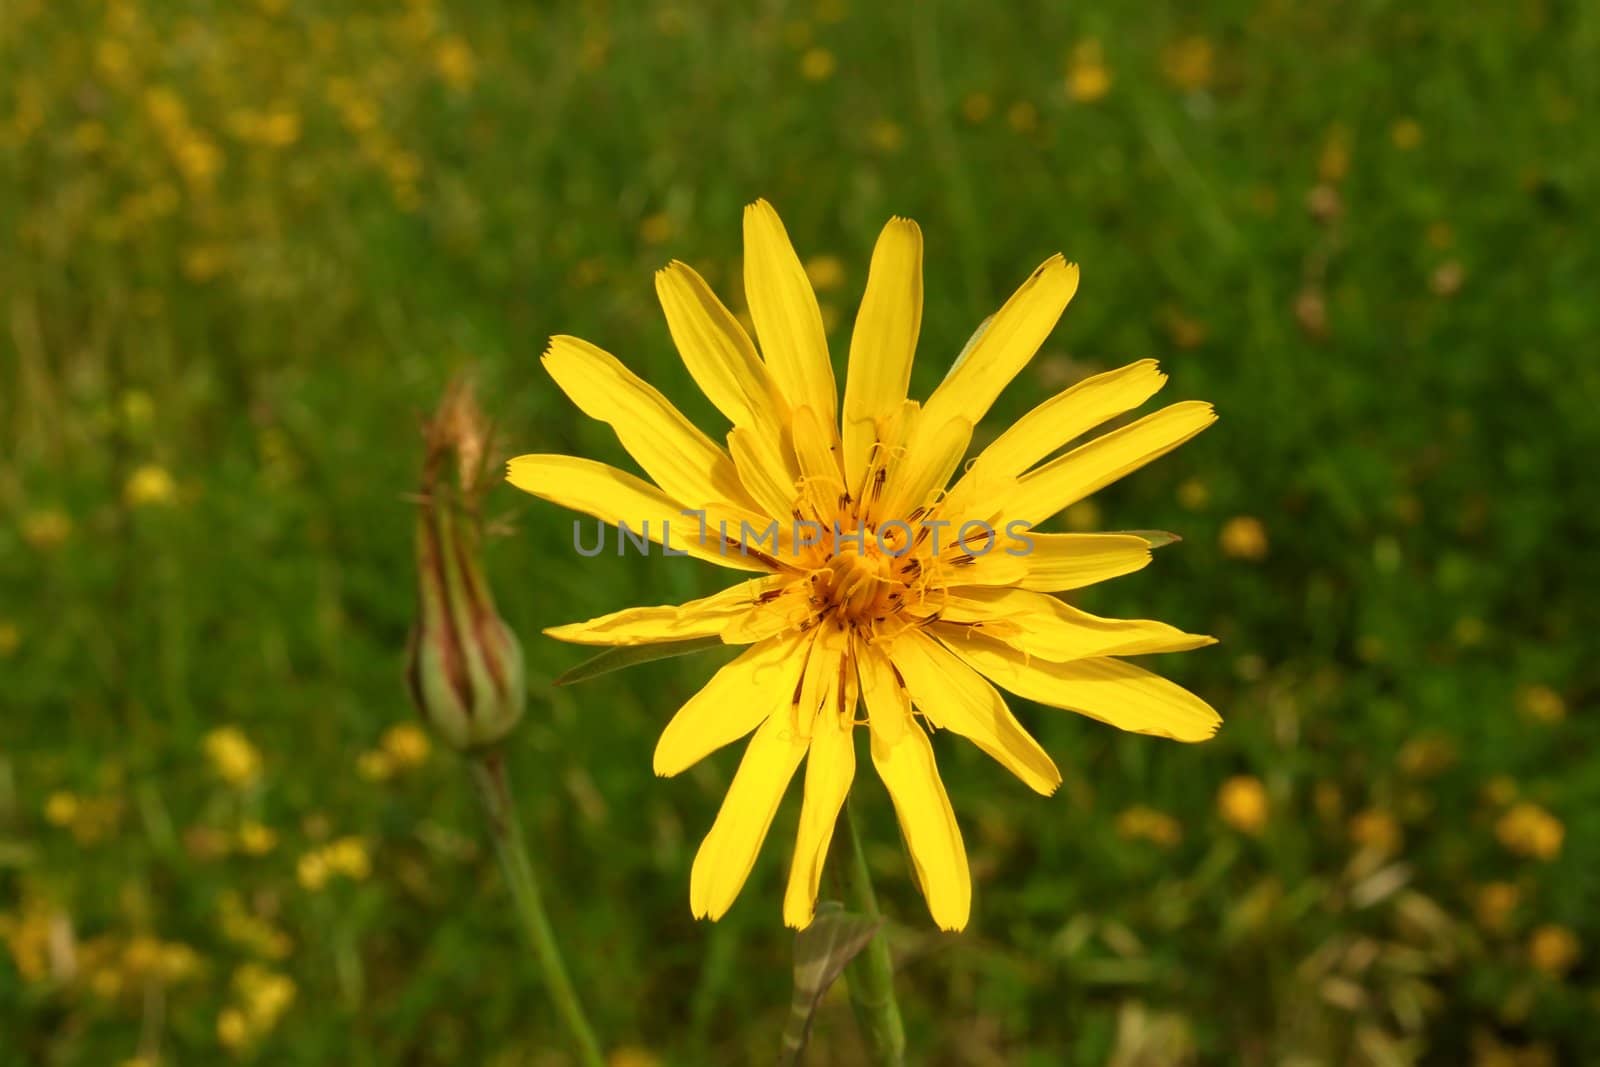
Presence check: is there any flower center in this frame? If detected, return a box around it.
[824,542,890,621]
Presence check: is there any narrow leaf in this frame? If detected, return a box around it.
[552,636,726,687]
[778,902,882,1066]
[1118,529,1182,549]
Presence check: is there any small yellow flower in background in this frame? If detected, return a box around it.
[174,136,223,189]
[510,199,1218,930]
[1177,478,1209,510]
[1005,100,1038,133]
[435,36,477,90]
[1217,775,1268,835]
[800,47,836,81]
[961,91,993,123]
[1348,808,1402,856]
[0,621,18,658]
[1067,39,1112,102]
[1116,806,1184,848]
[121,389,155,430]
[868,118,905,152]
[22,509,73,551]
[217,1006,250,1051]
[325,836,371,880]
[1397,733,1458,778]
[1391,117,1423,150]
[1482,774,1518,806]
[183,245,229,282]
[1431,260,1465,297]
[381,722,432,769]
[804,254,845,291]
[1161,36,1214,92]
[296,851,329,891]
[639,212,675,245]
[204,727,262,788]
[1318,125,1352,184]
[1473,881,1521,933]
[259,111,301,148]
[608,1047,663,1067]
[1220,515,1269,560]
[1527,924,1580,976]
[357,750,394,781]
[1516,684,1566,724]
[1496,802,1564,860]
[45,791,79,827]
[1061,498,1102,532]
[125,464,177,507]
[237,821,278,856]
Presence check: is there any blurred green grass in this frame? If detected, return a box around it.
[3,0,1598,1064]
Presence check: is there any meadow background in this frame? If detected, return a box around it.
[3,1,1597,1064]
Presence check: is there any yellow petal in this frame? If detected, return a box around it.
[744,200,838,426]
[870,716,970,931]
[888,629,1060,795]
[689,712,810,920]
[729,426,799,521]
[935,589,1214,661]
[545,576,786,646]
[506,454,769,572]
[655,631,813,776]
[1006,401,1217,527]
[855,637,908,746]
[970,360,1167,478]
[940,628,1222,742]
[1015,533,1154,591]
[655,260,790,442]
[842,218,923,492]
[782,659,858,928]
[921,255,1080,430]
[542,336,755,511]
[790,405,846,521]
[876,414,973,523]
[722,584,817,644]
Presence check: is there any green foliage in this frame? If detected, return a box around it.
[2,1,1596,1064]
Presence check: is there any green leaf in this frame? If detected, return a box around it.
[1118,529,1183,549]
[778,902,882,1066]
[551,636,726,687]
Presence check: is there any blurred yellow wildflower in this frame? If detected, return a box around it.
[961,91,993,123]
[1117,806,1183,849]
[218,891,293,959]
[22,509,73,550]
[1217,775,1268,835]
[800,47,836,81]
[1177,478,1209,510]
[125,464,177,507]
[1005,101,1038,133]
[1062,499,1102,532]
[204,727,262,788]
[0,620,18,658]
[357,750,394,781]
[44,791,79,827]
[325,836,372,880]
[639,212,675,245]
[296,851,329,891]
[1483,774,1518,806]
[1431,260,1465,297]
[382,722,432,769]
[217,1007,251,1051]
[1391,117,1423,150]
[1220,515,1269,560]
[1318,126,1351,183]
[608,1048,663,1067]
[1473,881,1521,933]
[804,254,846,291]
[1398,733,1458,778]
[1516,684,1566,724]
[868,118,905,151]
[1067,39,1111,102]
[1348,808,1402,856]
[1161,36,1214,92]
[237,821,279,856]
[1527,924,1580,976]
[183,245,229,282]
[435,37,477,90]
[1496,802,1563,860]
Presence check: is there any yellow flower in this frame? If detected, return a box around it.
[204,727,262,788]
[1391,117,1423,150]
[435,37,477,90]
[1473,881,1520,933]
[237,821,279,856]
[1515,683,1565,724]
[1217,775,1268,835]
[22,509,73,550]
[1348,808,1402,856]
[1116,805,1184,848]
[381,722,431,769]
[44,791,79,827]
[217,1007,250,1050]
[296,851,329,891]
[804,255,846,292]
[1219,515,1268,560]
[961,92,993,123]
[1527,924,1580,976]
[125,464,177,507]
[356,750,394,781]
[799,47,836,81]
[325,836,371,880]
[1067,39,1112,102]
[1161,36,1214,92]
[639,212,675,245]
[608,1047,663,1067]
[1496,802,1564,860]
[508,200,1219,930]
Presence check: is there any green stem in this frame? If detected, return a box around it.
[469,751,605,1067]
[837,800,906,1066]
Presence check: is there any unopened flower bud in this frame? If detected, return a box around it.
[406,380,525,751]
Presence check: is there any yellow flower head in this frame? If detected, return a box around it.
[1217,774,1268,835]
[204,727,262,788]
[125,464,177,507]
[509,200,1219,931]
[1527,924,1580,976]
[1496,802,1564,861]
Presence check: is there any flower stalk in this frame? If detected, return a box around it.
[836,800,906,1066]
[469,750,605,1067]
